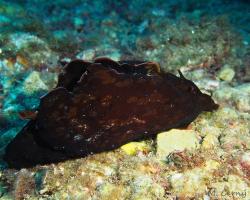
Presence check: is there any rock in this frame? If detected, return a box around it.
[215,107,239,120]
[211,175,250,199]
[14,169,36,200]
[233,83,250,112]
[236,83,250,94]
[240,151,250,175]
[200,126,221,138]
[131,175,165,200]
[73,17,84,29]
[39,72,58,90]
[23,71,48,95]
[152,8,166,17]
[8,33,58,69]
[169,160,220,197]
[156,129,200,160]
[120,142,150,156]
[201,133,219,149]
[218,67,235,82]
[214,82,250,112]
[213,84,237,102]
[77,49,96,60]
[241,152,250,165]
[233,93,250,112]
[97,183,128,200]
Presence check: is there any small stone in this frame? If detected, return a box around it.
[211,175,250,199]
[23,71,48,95]
[131,175,165,199]
[98,183,127,199]
[77,49,96,60]
[201,133,219,149]
[169,160,220,197]
[152,9,165,17]
[156,129,200,160]
[200,126,221,138]
[133,175,153,192]
[16,55,29,68]
[73,17,84,28]
[215,107,239,120]
[236,83,250,94]
[9,33,58,68]
[240,151,250,173]
[205,160,220,171]
[120,142,150,156]
[241,152,250,164]
[218,67,235,82]
[14,169,36,200]
[233,93,250,112]
[232,83,250,112]
[213,85,237,102]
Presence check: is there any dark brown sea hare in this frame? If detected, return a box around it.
[4,57,218,169]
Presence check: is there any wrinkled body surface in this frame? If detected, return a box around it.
[4,58,218,169]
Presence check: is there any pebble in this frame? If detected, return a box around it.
[157,129,200,160]
[23,71,48,94]
[218,67,235,82]
[120,142,150,156]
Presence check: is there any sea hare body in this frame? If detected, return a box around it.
[4,58,218,168]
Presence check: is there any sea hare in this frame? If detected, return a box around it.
[4,57,218,168]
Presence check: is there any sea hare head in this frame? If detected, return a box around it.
[4,57,218,169]
[176,70,218,111]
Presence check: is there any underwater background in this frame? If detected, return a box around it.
[0,0,250,199]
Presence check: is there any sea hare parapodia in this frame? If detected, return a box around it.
[4,57,218,169]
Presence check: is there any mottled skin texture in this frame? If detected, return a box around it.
[4,58,218,169]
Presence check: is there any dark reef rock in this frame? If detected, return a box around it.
[4,57,218,169]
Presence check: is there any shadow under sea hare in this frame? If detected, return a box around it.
[4,57,218,169]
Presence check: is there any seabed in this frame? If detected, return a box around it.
[0,0,250,199]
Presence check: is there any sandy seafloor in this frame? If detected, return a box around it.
[0,0,250,199]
